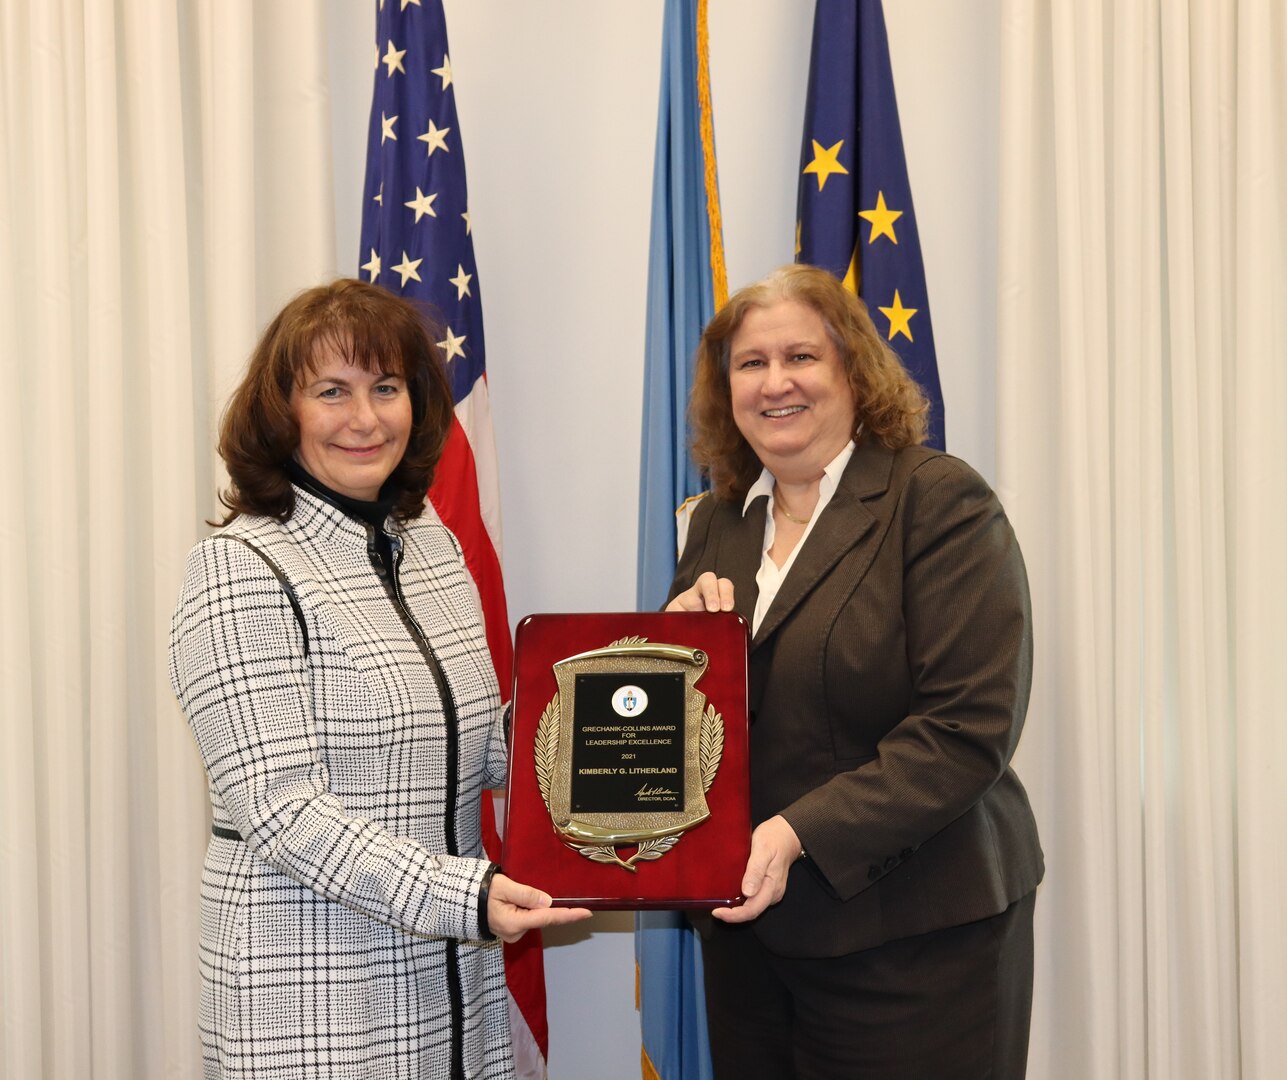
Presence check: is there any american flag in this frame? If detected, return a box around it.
[358,2,548,1075]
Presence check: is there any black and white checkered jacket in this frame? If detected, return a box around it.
[170,485,514,1079]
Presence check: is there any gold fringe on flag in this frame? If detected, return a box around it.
[695,0,728,307]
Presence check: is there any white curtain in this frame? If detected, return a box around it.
[0,2,337,1076]
[997,2,1286,1078]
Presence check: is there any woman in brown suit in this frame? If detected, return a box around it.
[667,265,1043,1079]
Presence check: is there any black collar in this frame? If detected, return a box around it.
[284,459,397,532]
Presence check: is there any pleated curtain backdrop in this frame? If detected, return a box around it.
[997,2,1286,1078]
[0,2,335,1076]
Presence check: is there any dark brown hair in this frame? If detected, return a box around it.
[217,278,454,522]
[690,264,930,499]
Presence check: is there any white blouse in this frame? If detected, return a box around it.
[742,440,856,636]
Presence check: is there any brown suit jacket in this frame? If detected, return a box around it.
[670,440,1044,957]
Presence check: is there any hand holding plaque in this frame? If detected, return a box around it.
[502,612,751,908]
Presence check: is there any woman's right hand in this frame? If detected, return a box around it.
[486,874,592,943]
[665,571,735,613]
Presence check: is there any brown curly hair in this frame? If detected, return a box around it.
[689,264,930,499]
[217,279,454,523]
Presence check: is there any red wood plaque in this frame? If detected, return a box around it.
[501,611,750,909]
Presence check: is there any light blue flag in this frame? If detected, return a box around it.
[636,0,725,613]
[635,2,724,1079]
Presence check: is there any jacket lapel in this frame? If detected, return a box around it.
[710,493,768,629]
[750,441,894,650]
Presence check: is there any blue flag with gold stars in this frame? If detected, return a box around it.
[796,0,945,450]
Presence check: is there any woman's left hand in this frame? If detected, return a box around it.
[486,874,592,943]
[711,814,802,923]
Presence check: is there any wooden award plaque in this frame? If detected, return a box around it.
[501,611,750,909]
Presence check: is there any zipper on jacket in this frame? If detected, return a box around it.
[368,528,466,1079]
[370,530,462,857]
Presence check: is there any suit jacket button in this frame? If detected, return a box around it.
[900,848,914,860]
[868,865,881,881]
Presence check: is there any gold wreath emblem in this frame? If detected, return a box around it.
[534,638,723,873]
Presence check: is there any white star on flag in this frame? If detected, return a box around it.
[418,120,451,156]
[383,40,407,76]
[437,326,466,362]
[431,54,453,90]
[391,251,422,286]
[404,187,439,222]
[449,264,473,299]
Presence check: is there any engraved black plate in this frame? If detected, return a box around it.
[570,671,685,813]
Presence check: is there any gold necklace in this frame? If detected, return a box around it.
[774,488,812,525]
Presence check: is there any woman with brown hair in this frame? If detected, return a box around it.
[668,264,1043,1078]
[170,279,588,1078]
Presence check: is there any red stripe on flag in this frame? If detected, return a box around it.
[497,919,549,1053]
[428,414,548,1060]
[480,794,550,1058]
[429,416,512,691]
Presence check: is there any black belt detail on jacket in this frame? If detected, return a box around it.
[209,534,311,658]
[212,825,244,842]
